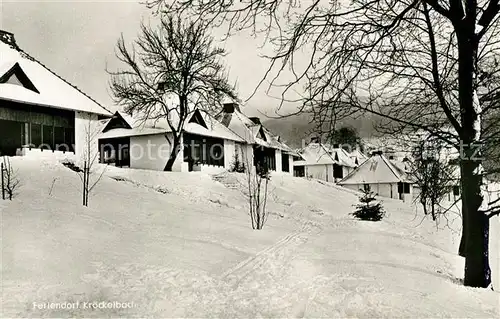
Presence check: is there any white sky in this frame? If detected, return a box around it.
[0,0,298,116]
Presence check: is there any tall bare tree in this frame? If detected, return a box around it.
[150,0,500,287]
[109,14,237,171]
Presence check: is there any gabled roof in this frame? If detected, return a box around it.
[102,111,133,133]
[350,149,368,165]
[296,143,358,167]
[0,62,39,93]
[295,143,337,165]
[328,147,357,167]
[184,109,244,142]
[338,153,411,185]
[0,38,112,116]
[99,108,245,142]
[217,107,296,153]
[217,109,259,144]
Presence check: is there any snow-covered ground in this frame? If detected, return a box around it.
[1,157,499,317]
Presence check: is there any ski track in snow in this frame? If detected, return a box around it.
[220,222,316,286]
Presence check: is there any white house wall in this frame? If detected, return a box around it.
[327,164,334,182]
[240,144,254,170]
[275,149,282,173]
[343,166,354,178]
[305,164,334,182]
[343,182,409,201]
[224,140,236,169]
[74,111,99,164]
[129,133,184,172]
[288,155,294,175]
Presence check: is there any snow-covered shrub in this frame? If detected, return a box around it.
[351,187,385,221]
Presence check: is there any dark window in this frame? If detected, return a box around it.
[398,182,411,194]
[363,183,370,192]
[453,185,460,196]
[0,119,23,155]
[31,123,42,148]
[282,153,289,172]
[42,125,53,150]
[183,133,224,167]
[98,138,130,167]
[333,164,343,179]
[54,127,66,151]
[294,166,305,177]
[64,128,75,152]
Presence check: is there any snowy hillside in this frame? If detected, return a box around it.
[1,157,499,318]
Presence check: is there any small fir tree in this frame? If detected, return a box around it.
[351,186,385,221]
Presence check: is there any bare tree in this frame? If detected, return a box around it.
[77,114,106,207]
[410,139,457,221]
[241,148,271,230]
[150,0,500,288]
[1,156,20,200]
[108,14,237,171]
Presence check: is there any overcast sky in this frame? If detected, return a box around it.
[1,0,294,116]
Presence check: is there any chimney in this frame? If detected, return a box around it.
[223,102,240,113]
[249,117,261,125]
[0,30,18,49]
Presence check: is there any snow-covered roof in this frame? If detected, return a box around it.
[338,153,412,185]
[184,111,244,142]
[296,143,359,167]
[218,107,296,153]
[99,109,245,142]
[350,149,368,165]
[0,37,112,116]
[328,147,357,168]
[296,143,336,165]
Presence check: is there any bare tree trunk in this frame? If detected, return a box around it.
[83,161,87,207]
[461,159,491,287]
[164,136,181,171]
[455,8,491,287]
[431,200,436,221]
